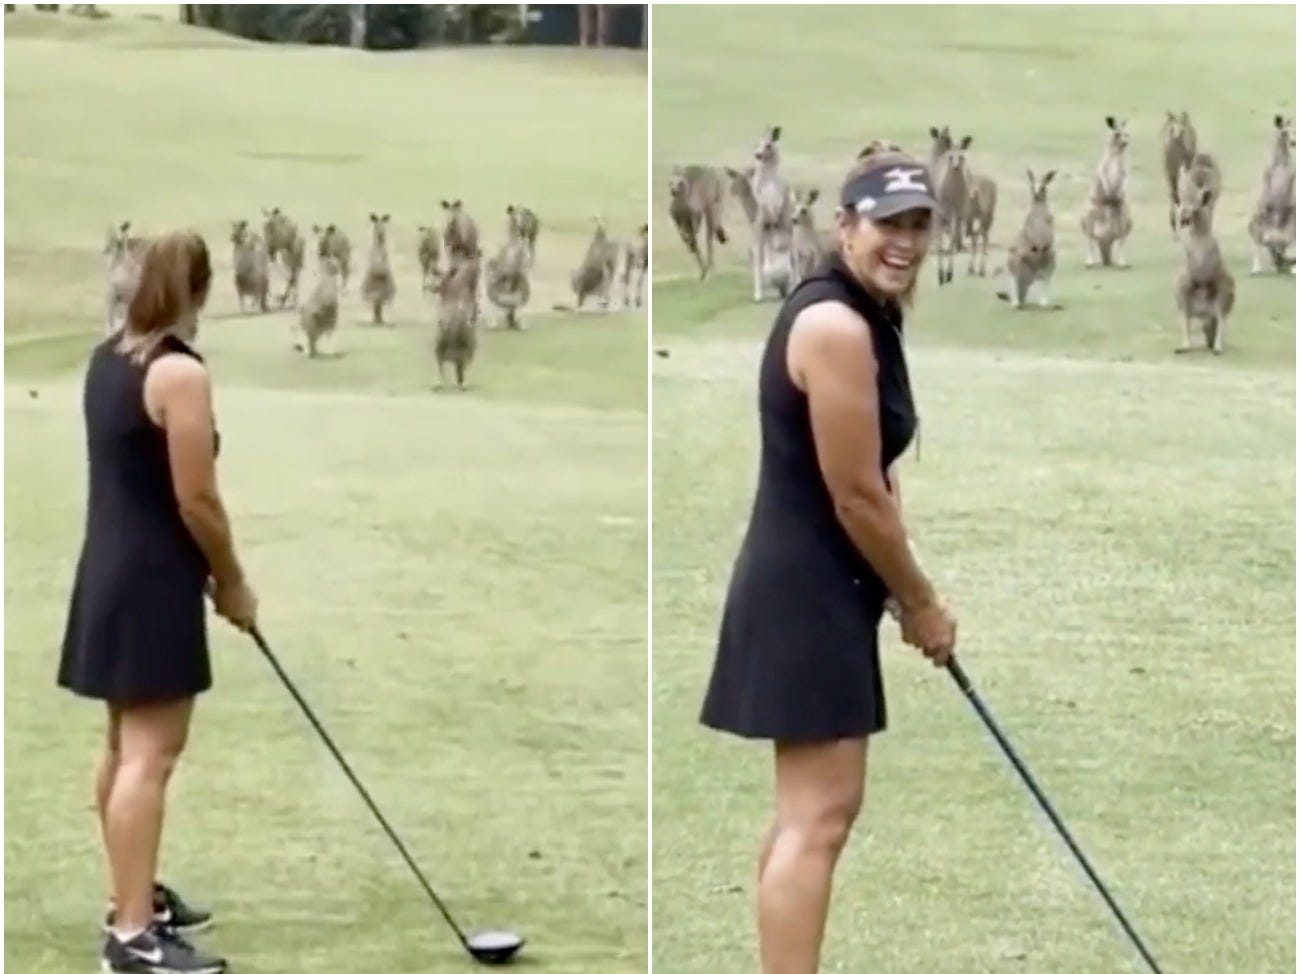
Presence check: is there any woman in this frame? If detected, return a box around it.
[58,230,258,974]
[700,143,959,974]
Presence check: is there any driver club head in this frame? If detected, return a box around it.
[466,930,525,965]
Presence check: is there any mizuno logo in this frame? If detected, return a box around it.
[882,167,928,193]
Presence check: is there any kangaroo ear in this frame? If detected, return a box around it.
[506,204,514,215]
[1026,169,1036,193]
[808,188,820,204]
[369,213,377,222]
[929,126,940,138]
[1275,114,1286,129]
[770,125,782,142]
[1041,170,1057,187]
[383,214,390,222]
[1105,115,1117,130]
[120,221,131,232]
[960,135,973,150]
[1165,110,1176,122]
[1179,111,1191,124]
[441,200,450,209]
[327,223,336,233]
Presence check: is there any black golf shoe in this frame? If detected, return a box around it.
[104,883,213,935]
[99,925,226,974]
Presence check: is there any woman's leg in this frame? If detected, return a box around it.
[757,738,868,974]
[96,706,123,899]
[104,697,194,935]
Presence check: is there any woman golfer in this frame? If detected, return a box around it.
[700,142,958,974]
[58,230,256,974]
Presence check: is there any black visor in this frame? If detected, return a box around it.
[840,164,939,219]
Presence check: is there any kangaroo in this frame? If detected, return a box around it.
[261,207,305,307]
[723,165,759,226]
[360,213,396,326]
[621,223,649,309]
[790,188,830,287]
[312,224,351,291]
[1081,115,1134,268]
[102,221,147,333]
[505,204,540,267]
[964,171,998,276]
[230,220,269,313]
[1247,115,1296,274]
[996,169,1059,310]
[927,125,953,184]
[567,218,621,310]
[934,134,973,285]
[441,199,480,264]
[296,256,342,358]
[1178,153,1223,230]
[433,254,480,391]
[667,165,728,279]
[745,125,795,301]
[417,225,442,291]
[1175,183,1235,354]
[485,237,531,331]
[1160,111,1199,235]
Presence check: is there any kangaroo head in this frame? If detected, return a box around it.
[942,135,973,178]
[927,125,953,158]
[754,125,782,165]
[1164,110,1195,147]
[1104,115,1129,152]
[231,220,249,245]
[441,199,463,215]
[792,188,820,224]
[1027,168,1057,204]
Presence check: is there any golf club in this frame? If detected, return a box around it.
[945,657,1165,974]
[248,626,525,966]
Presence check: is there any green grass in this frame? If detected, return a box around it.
[5,11,646,974]
[652,6,1296,974]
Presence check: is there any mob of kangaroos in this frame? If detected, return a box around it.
[666,106,1291,356]
[98,196,643,392]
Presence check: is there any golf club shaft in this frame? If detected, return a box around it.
[945,658,1165,974]
[249,626,469,948]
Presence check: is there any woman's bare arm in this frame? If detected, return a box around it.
[788,301,935,611]
[144,354,245,587]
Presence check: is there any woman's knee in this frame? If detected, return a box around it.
[803,784,864,853]
[116,699,193,782]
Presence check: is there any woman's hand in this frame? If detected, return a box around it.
[212,576,258,632]
[899,597,956,666]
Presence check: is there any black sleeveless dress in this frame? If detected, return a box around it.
[700,255,918,742]
[57,334,219,705]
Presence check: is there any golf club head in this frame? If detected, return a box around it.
[466,930,525,965]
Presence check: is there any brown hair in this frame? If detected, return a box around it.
[839,141,929,308]
[117,230,212,360]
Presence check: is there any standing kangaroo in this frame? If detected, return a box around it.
[667,165,728,279]
[230,220,269,314]
[790,188,830,287]
[312,224,352,291]
[261,207,305,307]
[505,204,540,267]
[746,125,795,302]
[103,221,147,334]
[621,224,649,309]
[361,213,396,326]
[1247,114,1296,274]
[934,134,973,285]
[1175,182,1235,354]
[996,169,1059,310]
[416,225,442,290]
[1160,111,1199,235]
[1081,115,1133,268]
[485,237,531,331]
[569,218,621,310]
